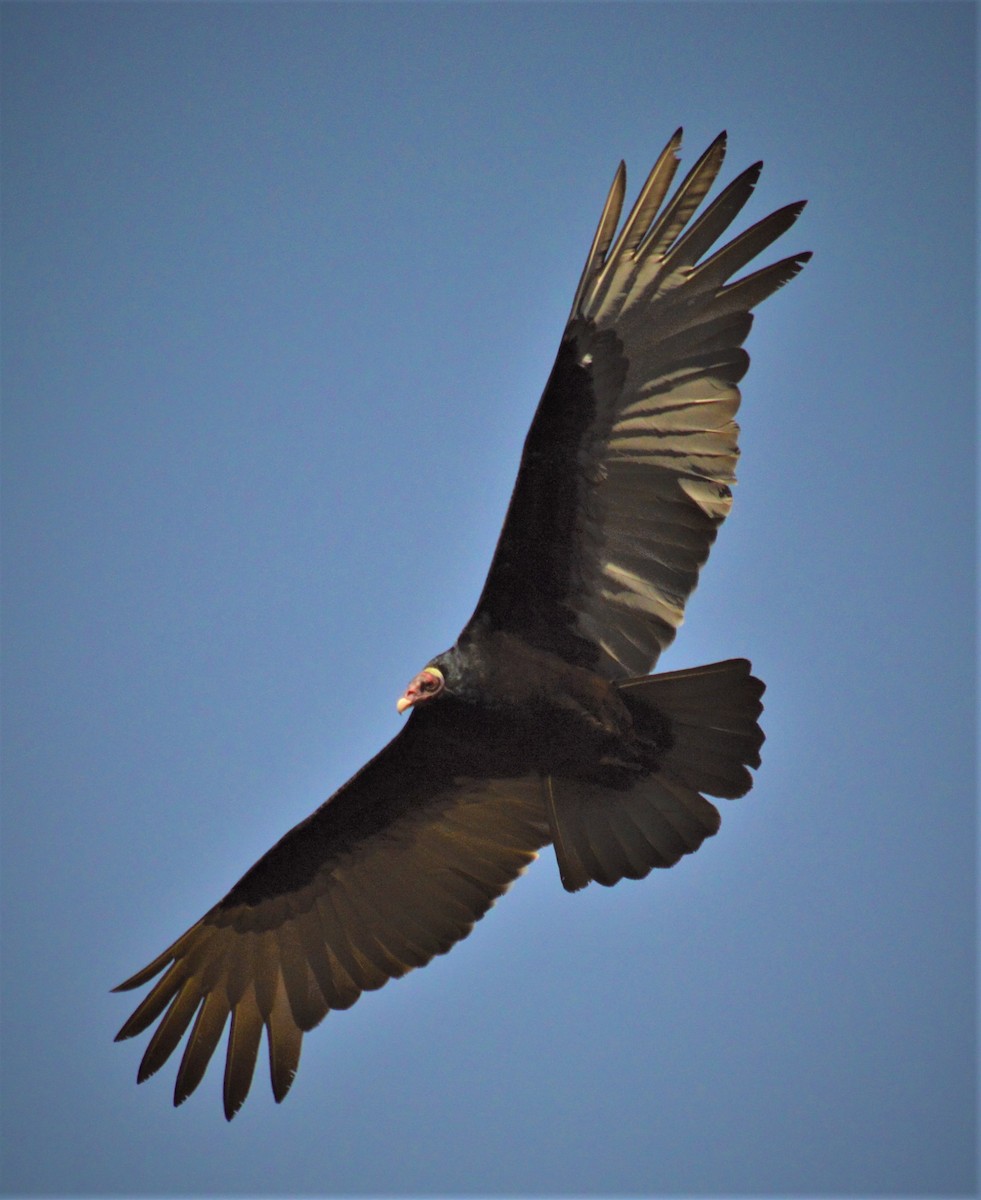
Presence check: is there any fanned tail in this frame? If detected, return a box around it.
[546,659,764,892]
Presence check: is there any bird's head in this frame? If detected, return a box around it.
[397,645,484,714]
[396,665,446,714]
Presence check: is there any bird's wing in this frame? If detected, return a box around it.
[464,130,810,677]
[113,718,548,1119]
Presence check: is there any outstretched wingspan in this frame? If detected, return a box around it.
[466,130,809,676]
[115,131,807,1117]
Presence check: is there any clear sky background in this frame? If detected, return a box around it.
[1,3,976,1197]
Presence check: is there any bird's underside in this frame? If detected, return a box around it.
[114,128,808,1118]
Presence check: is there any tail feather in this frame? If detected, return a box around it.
[546,659,765,892]
[543,772,719,892]
[622,658,764,798]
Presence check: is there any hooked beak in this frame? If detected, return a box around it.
[397,667,444,714]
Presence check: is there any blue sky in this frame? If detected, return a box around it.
[1,3,975,1196]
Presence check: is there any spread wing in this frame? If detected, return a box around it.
[464,130,810,677]
[114,717,548,1119]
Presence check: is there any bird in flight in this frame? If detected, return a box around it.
[115,129,809,1119]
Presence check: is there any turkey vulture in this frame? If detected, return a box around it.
[114,129,809,1119]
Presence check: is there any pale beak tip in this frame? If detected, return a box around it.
[396,696,411,715]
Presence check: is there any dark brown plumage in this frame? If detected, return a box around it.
[114,129,809,1118]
